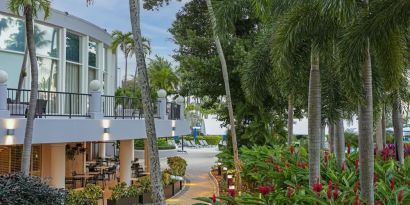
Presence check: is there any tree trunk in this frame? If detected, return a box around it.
[375,117,383,153]
[328,123,334,153]
[21,5,39,176]
[16,48,29,103]
[358,39,374,204]
[392,91,404,165]
[287,95,293,146]
[205,0,242,189]
[320,124,326,149]
[335,119,345,169]
[123,56,128,87]
[308,50,321,187]
[129,0,165,204]
[382,106,386,145]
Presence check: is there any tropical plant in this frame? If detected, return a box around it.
[111,30,133,87]
[8,0,50,176]
[0,173,66,205]
[167,156,187,177]
[66,184,103,205]
[109,182,140,201]
[148,55,178,93]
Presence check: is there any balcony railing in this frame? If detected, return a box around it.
[7,88,90,118]
[6,89,181,120]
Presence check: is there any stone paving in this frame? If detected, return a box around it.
[166,147,219,205]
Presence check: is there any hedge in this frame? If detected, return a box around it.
[181,135,221,145]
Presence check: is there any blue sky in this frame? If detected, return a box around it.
[52,0,187,80]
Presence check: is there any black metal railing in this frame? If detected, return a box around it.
[7,88,90,118]
[102,95,142,119]
[167,102,181,120]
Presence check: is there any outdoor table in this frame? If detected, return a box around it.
[72,174,95,187]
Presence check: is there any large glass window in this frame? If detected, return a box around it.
[0,14,25,52]
[88,68,97,84]
[38,57,58,91]
[66,32,80,62]
[35,24,59,58]
[88,39,97,67]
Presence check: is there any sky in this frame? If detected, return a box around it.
[52,0,188,82]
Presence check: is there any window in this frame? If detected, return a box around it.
[88,39,97,67]
[38,57,58,91]
[35,24,59,58]
[66,32,80,62]
[0,14,25,52]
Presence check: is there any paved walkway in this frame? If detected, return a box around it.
[166,147,219,205]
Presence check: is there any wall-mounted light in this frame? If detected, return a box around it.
[102,119,110,128]
[103,128,110,134]
[6,129,14,135]
[227,175,233,179]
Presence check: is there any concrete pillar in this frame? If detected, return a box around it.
[144,139,150,173]
[119,140,133,185]
[88,80,103,119]
[157,89,167,119]
[0,70,10,117]
[98,142,106,159]
[49,143,66,188]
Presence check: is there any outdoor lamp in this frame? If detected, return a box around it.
[176,96,184,104]
[217,162,222,175]
[223,167,228,171]
[89,80,102,92]
[103,128,110,134]
[6,129,14,135]
[229,185,235,190]
[0,70,8,84]
[157,89,167,98]
[227,175,233,179]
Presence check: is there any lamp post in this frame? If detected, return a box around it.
[222,167,227,179]
[217,162,222,175]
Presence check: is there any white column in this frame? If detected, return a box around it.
[98,142,106,159]
[119,140,133,185]
[157,89,167,119]
[49,143,66,188]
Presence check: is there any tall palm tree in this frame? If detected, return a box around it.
[131,36,151,95]
[129,0,165,204]
[205,0,242,189]
[8,0,51,175]
[111,30,133,87]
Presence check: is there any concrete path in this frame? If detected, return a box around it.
[166,147,219,205]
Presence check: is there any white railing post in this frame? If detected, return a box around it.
[88,80,103,119]
[157,89,167,120]
[176,96,185,120]
[0,70,10,118]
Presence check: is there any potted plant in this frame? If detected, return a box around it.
[162,171,174,198]
[107,183,141,205]
[138,175,153,204]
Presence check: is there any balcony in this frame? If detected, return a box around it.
[6,88,181,120]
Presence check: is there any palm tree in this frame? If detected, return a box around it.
[111,30,133,87]
[129,0,165,204]
[8,0,51,175]
[148,55,178,93]
[131,36,151,95]
[205,0,242,189]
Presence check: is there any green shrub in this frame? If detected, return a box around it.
[0,173,66,205]
[180,135,222,145]
[138,176,151,193]
[66,184,103,205]
[134,138,176,150]
[167,156,187,177]
[109,182,140,201]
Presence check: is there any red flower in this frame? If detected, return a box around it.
[312,178,323,196]
[324,152,330,163]
[227,189,236,197]
[258,186,271,196]
[354,181,360,193]
[333,184,339,199]
[341,161,346,172]
[355,159,359,170]
[347,144,351,155]
[287,185,293,199]
[275,164,283,173]
[212,194,216,203]
[375,201,382,205]
[290,146,295,154]
[354,194,361,205]
[398,189,403,204]
[327,181,333,200]
[390,178,395,189]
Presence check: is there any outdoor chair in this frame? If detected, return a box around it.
[106,165,117,179]
[65,177,75,189]
[24,99,48,118]
[183,140,193,148]
[189,140,199,148]
[200,140,209,147]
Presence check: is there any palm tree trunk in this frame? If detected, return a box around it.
[328,123,334,153]
[287,95,293,146]
[16,48,29,103]
[123,56,128,87]
[320,124,326,149]
[308,49,321,187]
[205,0,242,189]
[335,119,345,169]
[21,5,39,176]
[375,117,383,153]
[358,38,374,204]
[382,106,386,145]
[392,91,404,165]
[129,0,165,204]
